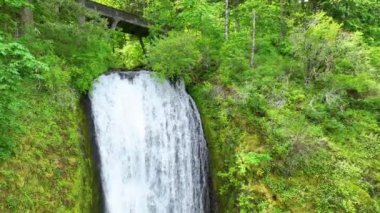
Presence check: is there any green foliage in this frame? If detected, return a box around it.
[186,1,379,212]
[172,0,223,37]
[35,23,115,92]
[114,35,145,69]
[237,0,281,38]
[290,13,372,85]
[238,152,271,175]
[147,31,201,82]
[2,0,29,8]
[95,0,146,15]
[218,31,251,85]
[0,35,47,159]
[144,0,176,31]
[319,0,380,45]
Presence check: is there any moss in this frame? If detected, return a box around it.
[0,83,96,212]
[191,87,241,211]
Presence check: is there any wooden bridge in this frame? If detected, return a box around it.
[84,0,149,37]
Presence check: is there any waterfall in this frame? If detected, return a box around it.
[89,71,209,213]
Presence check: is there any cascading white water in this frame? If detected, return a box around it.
[90,71,209,213]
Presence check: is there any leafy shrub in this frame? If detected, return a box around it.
[0,35,47,159]
[147,30,201,82]
[289,13,371,85]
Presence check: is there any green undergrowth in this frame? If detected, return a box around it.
[190,56,380,212]
[0,82,97,212]
[190,55,380,212]
[186,13,380,211]
[0,1,117,210]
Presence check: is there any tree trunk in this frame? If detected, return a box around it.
[78,0,86,25]
[224,0,229,40]
[250,11,256,68]
[279,0,287,41]
[234,0,240,32]
[20,0,33,35]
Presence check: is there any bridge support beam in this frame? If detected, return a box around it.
[139,37,147,55]
[111,18,120,30]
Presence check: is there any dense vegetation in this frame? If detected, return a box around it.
[1,0,379,212]
[0,0,116,211]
